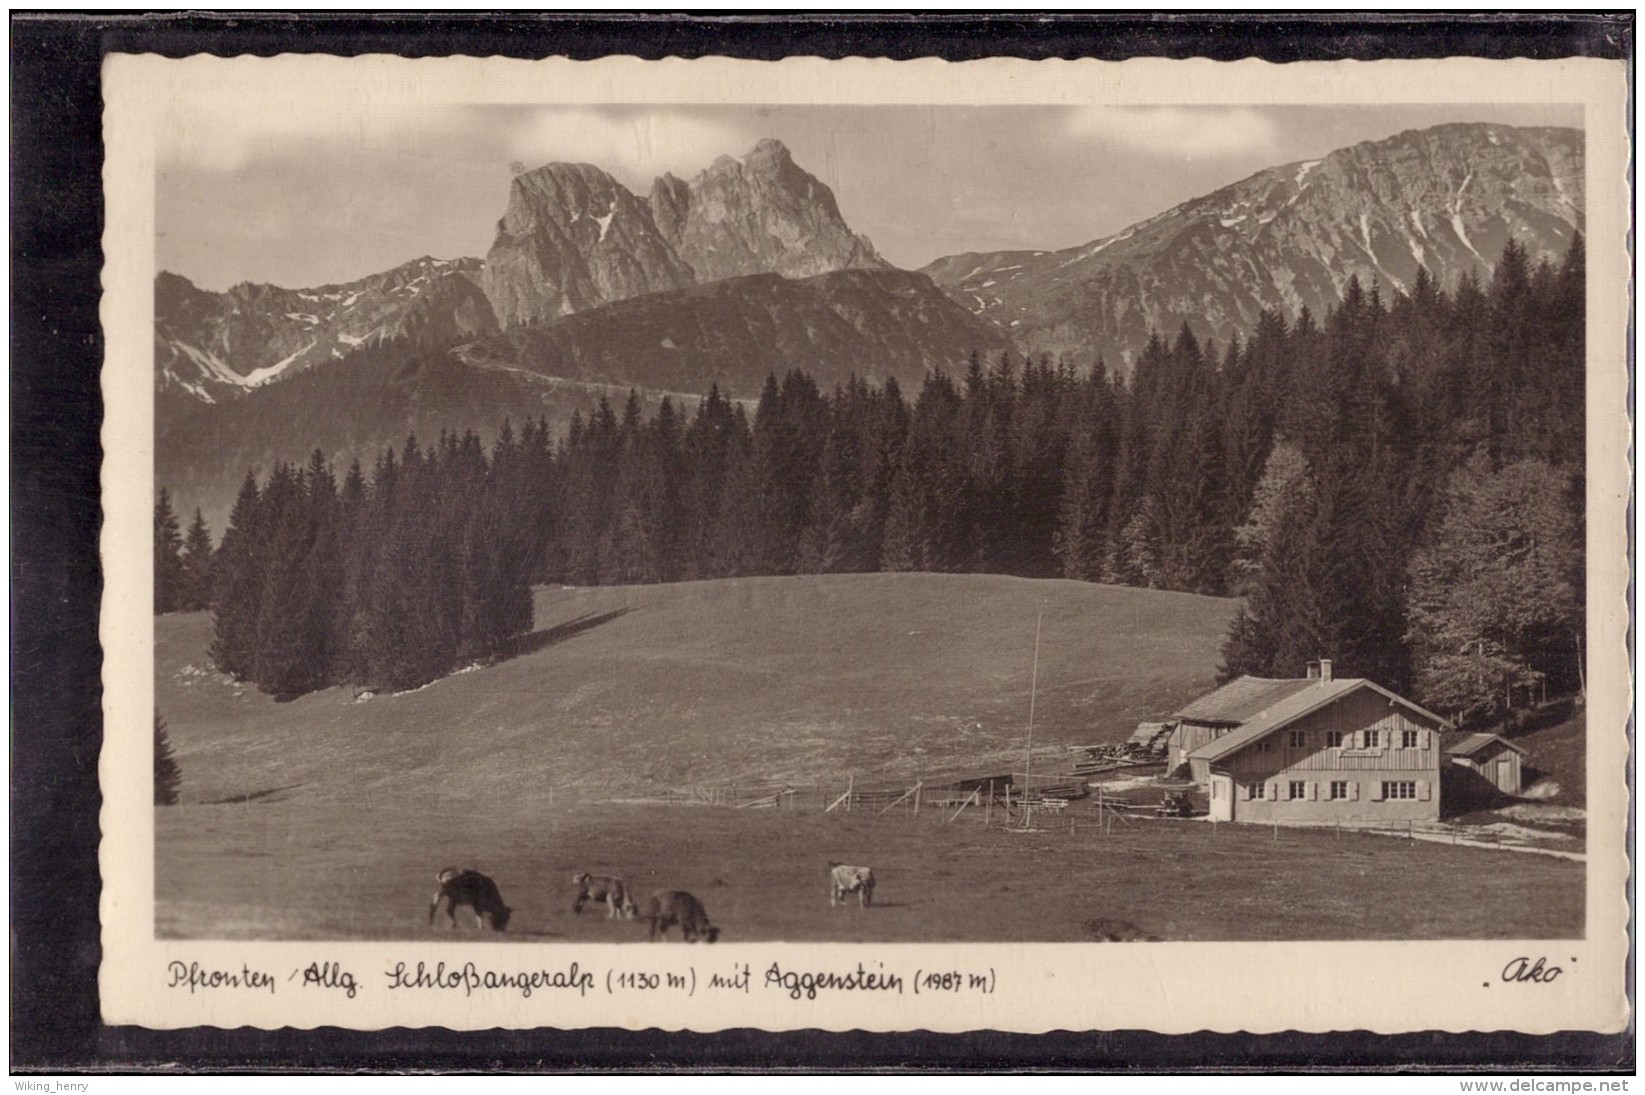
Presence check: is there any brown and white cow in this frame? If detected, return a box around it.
[429,867,512,931]
[644,890,720,942]
[570,872,638,919]
[828,862,875,907]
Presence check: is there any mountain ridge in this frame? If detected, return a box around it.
[461,266,1012,397]
[921,122,1584,370]
[155,255,498,403]
[157,138,896,398]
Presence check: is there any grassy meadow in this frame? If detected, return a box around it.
[154,572,1584,942]
[156,572,1239,804]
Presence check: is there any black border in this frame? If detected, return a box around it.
[9,11,1635,1074]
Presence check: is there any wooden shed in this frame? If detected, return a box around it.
[1444,732,1529,796]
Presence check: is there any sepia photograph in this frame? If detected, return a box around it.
[96,52,1630,1035]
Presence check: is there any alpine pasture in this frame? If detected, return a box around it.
[154,572,1582,942]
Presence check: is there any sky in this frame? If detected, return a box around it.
[156,103,1582,292]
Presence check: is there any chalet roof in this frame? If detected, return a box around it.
[1172,676,1319,724]
[1187,679,1453,765]
[1445,732,1529,758]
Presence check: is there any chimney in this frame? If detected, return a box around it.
[1306,661,1320,680]
[1319,658,1333,682]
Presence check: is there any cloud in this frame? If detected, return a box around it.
[158,99,474,173]
[1065,107,1282,159]
[505,108,758,187]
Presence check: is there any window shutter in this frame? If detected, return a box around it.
[1420,729,1430,749]
[1308,782,1318,801]
[1272,781,1283,802]
[1419,780,1431,802]
[1371,782,1385,802]
[1349,782,1359,802]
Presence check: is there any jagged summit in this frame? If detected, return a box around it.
[482,139,889,327]
[483,159,694,326]
[742,137,794,162]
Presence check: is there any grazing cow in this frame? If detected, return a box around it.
[429,867,512,932]
[570,872,638,919]
[645,890,720,942]
[828,862,876,908]
[1082,917,1161,942]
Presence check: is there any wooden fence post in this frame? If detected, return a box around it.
[825,775,855,814]
[877,781,921,817]
[914,783,921,817]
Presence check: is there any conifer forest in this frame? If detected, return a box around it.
[157,238,1586,725]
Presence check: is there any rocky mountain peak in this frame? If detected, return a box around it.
[659,139,888,284]
[922,121,1583,372]
[647,172,691,244]
[483,160,696,327]
[481,139,891,327]
[743,137,794,164]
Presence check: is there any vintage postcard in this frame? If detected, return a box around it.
[100,53,1630,1035]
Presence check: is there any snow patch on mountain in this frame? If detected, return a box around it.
[173,341,243,387]
[919,122,1583,375]
[1060,229,1130,268]
[1449,171,1484,263]
[241,341,314,387]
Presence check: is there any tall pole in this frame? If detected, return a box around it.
[1022,610,1043,828]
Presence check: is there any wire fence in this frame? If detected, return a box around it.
[509,777,1575,855]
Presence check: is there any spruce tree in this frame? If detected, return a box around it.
[154,710,182,806]
[180,508,214,613]
[209,470,264,680]
[154,488,186,614]
[251,461,316,697]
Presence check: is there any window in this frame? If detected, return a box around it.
[1383,781,1417,800]
[1254,740,1272,753]
[1248,782,1265,800]
[1326,731,1345,748]
[1288,781,1306,801]
[1401,729,1420,748]
[1329,781,1349,800]
[1288,730,1306,748]
[1362,729,1380,748]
